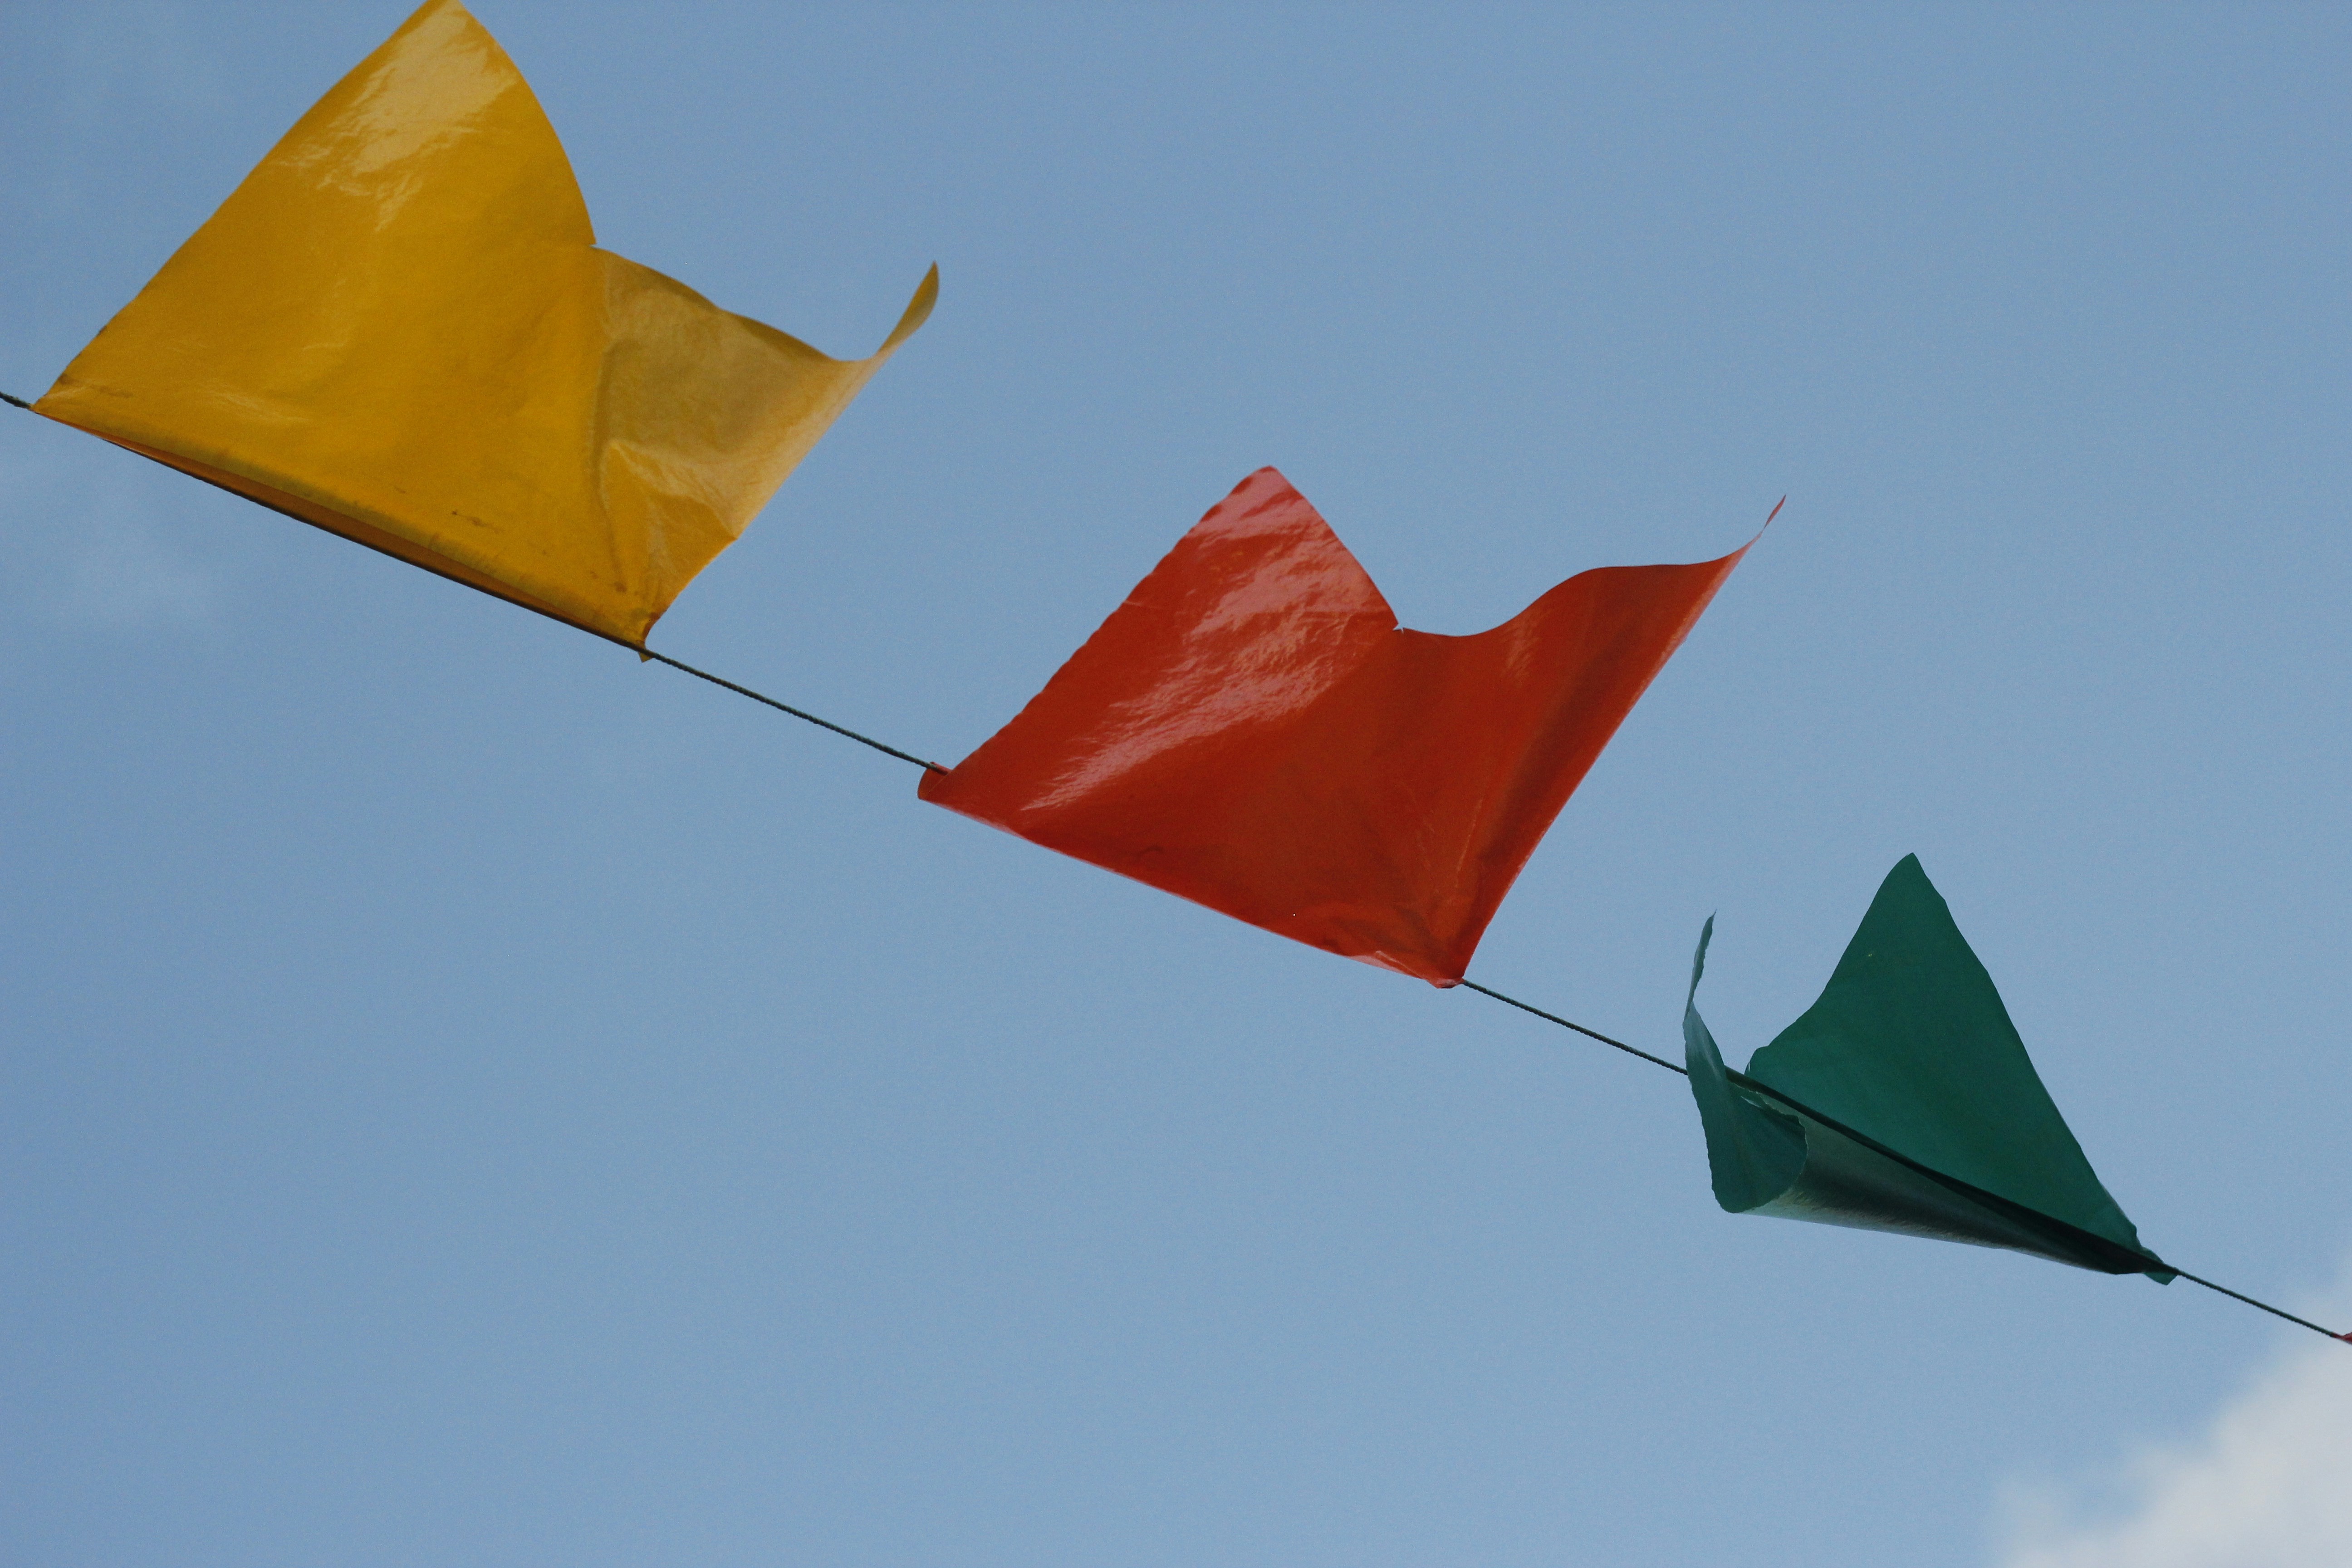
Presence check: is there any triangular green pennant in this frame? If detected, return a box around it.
[1682,856,2171,1280]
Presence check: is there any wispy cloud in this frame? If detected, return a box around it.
[1994,1287,2352,1568]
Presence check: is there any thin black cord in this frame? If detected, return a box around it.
[1461,975,2348,1344]
[15,377,2341,1344]
[1459,979,1687,1074]
[2171,1269,2349,1343]
[640,648,946,773]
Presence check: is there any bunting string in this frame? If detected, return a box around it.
[641,649,948,773]
[2167,1272,2348,1341]
[1473,968,2349,1343]
[649,644,2352,1347]
[4,386,2346,1345]
[1460,979,1689,1075]
[636,632,2352,1346]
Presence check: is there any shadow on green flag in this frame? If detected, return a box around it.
[1683,855,2172,1281]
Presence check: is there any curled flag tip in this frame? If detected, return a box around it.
[29,0,929,649]
[920,466,1747,984]
[1683,855,2170,1279]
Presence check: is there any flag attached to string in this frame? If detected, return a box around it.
[29,0,932,649]
[1682,855,2171,1278]
[920,467,1749,985]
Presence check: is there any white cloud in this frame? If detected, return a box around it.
[1994,1297,2352,1568]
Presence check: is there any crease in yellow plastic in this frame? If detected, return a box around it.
[33,0,935,648]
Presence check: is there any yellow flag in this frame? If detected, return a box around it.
[34,0,934,648]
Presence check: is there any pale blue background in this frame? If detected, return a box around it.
[2,4,2346,1565]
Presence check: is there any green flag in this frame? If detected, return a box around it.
[1683,856,2170,1280]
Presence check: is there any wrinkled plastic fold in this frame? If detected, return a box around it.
[32,0,932,648]
[1682,856,2170,1279]
[920,467,1747,985]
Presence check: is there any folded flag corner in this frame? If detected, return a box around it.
[1684,854,2169,1280]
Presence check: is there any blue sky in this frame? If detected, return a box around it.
[4,4,2347,1564]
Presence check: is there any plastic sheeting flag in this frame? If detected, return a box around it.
[30,0,932,648]
[920,467,1747,985]
[1682,855,2171,1279]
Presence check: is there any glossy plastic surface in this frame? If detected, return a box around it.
[920,467,1746,985]
[1682,858,2169,1278]
[33,0,933,647]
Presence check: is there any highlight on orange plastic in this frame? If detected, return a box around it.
[920,468,1752,985]
[32,0,933,649]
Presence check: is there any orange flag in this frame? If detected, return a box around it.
[920,468,1750,985]
[32,0,931,649]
